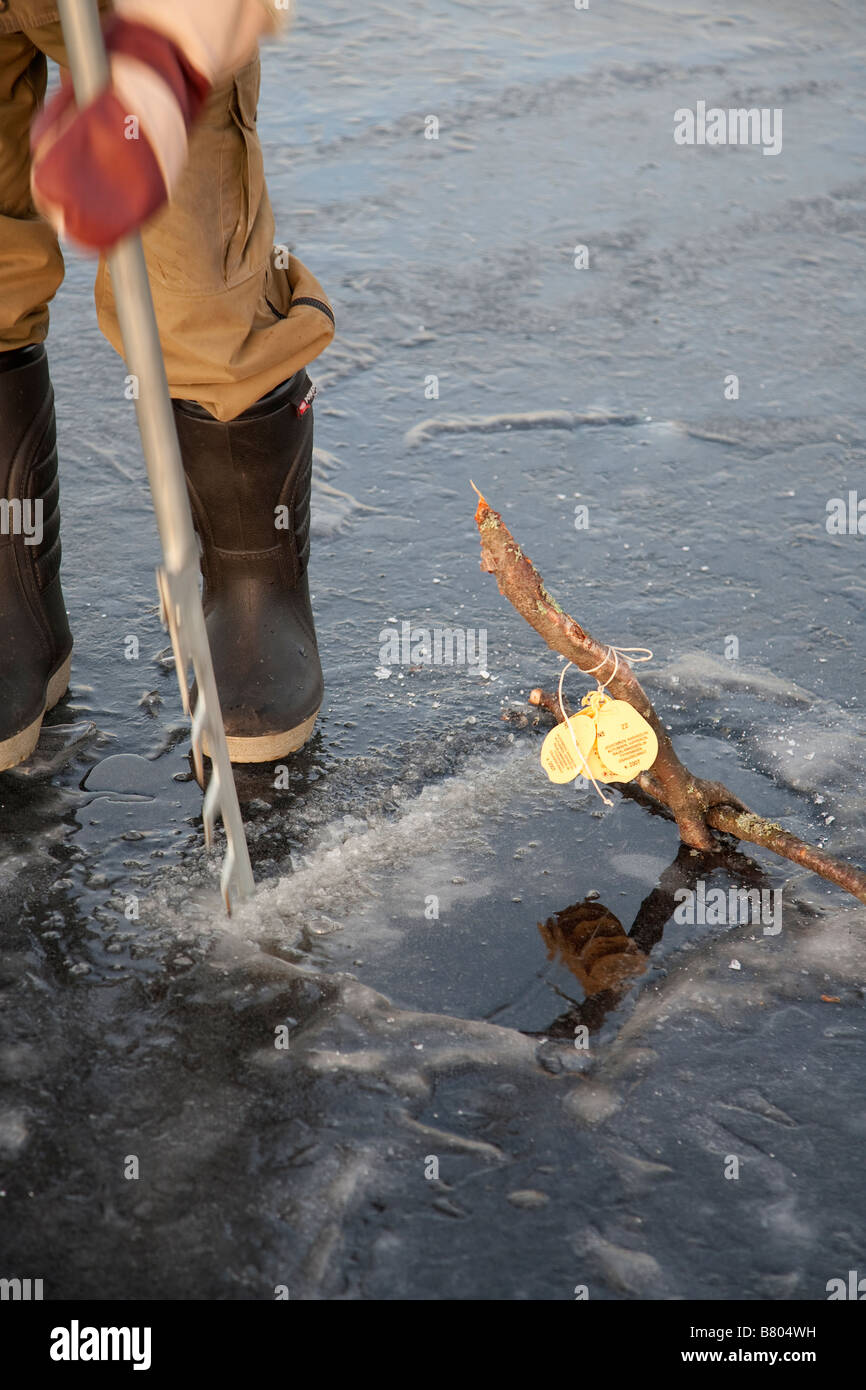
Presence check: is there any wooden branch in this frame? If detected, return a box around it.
[475,488,866,906]
[704,806,866,904]
[529,687,572,720]
[532,688,866,904]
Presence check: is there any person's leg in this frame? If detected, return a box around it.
[17,24,335,763]
[117,54,335,760]
[95,55,335,423]
[21,27,335,420]
[0,29,64,350]
[0,26,72,772]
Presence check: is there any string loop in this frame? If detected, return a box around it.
[582,645,653,691]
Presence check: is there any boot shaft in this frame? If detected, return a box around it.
[0,343,72,768]
[0,344,64,598]
[173,370,314,592]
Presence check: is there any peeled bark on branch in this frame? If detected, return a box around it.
[476,488,866,906]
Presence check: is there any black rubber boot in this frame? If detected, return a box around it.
[172,370,323,763]
[0,344,72,773]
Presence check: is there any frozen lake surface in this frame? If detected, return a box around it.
[1,0,864,1298]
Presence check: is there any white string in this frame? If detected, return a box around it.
[582,645,654,691]
[556,663,613,806]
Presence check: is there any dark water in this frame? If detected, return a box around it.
[1,0,864,1299]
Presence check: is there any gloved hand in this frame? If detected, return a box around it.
[31,0,287,252]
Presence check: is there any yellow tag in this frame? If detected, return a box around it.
[540,712,596,783]
[541,691,658,787]
[593,698,658,779]
[577,738,620,784]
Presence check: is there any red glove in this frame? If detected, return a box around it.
[31,0,285,253]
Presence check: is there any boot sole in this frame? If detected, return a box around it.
[0,653,72,773]
[203,707,320,765]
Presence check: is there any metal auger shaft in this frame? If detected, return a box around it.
[59,0,254,912]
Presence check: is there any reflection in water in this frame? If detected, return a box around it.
[538,839,773,1038]
[539,900,646,996]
